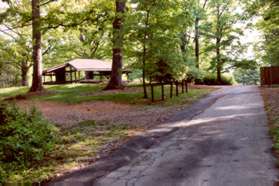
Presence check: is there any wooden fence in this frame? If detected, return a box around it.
[261,67,279,86]
[149,80,189,102]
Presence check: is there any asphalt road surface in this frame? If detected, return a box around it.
[95,86,278,186]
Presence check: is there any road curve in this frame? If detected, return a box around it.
[95,86,278,186]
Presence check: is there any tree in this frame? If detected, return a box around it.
[105,0,126,90]
[0,0,115,88]
[256,0,279,66]
[234,68,260,85]
[128,0,154,98]
[194,0,208,69]
[205,0,243,84]
[127,0,193,96]
[30,0,43,92]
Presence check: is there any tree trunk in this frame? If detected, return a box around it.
[194,17,200,69]
[194,0,208,69]
[142,10,150,99]
[216,3,222,84]
[30,0,43,92]
[180,33,187,54]
[105,0,126,90]
[216,37,222,84]
[142,46,148,98]
[21,61,29,86]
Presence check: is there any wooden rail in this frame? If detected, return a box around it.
[149,80,189,102]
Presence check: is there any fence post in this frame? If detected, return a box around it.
[176,81,179,96]
[151,84,154,102]
[170,82,173,98]
[161,82,164,101]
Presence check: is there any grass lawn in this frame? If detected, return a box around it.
[0,86,29,101]
[0,83,215,106]
[38,84,144,104]
[261,87,279,163]
[0,83,216,183]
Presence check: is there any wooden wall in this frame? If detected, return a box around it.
[55,68,66,83]
[261,67,279,86]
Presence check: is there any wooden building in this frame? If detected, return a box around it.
[43,59,130,84]
[261,66,279,86]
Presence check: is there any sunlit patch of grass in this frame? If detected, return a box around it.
[34,84,104,104]
[0,86,28,100]
[36,84,145,104]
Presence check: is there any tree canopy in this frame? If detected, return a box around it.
[0,0,275,88]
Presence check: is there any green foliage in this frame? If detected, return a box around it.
[0,104,58,182]
[126,0,194,82]
[257,0,279,66]
[0,0,264,88]
[203,0,246,75]
[233,68,260,85]
[196,73,233,85]
[187,67,203,82]
[0,33,32,87]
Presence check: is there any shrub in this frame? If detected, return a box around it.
[187,67,203,82]
[195,73,233,85]
[0,165,6,183]
[0,104,58,173]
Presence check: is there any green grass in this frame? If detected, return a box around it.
[36,84,144,104]
[0,83,215,106]
[0,86,28,101]
[36,84,214,105]
[145,85,215,107]
[36,84,105,104]
[2,120,130,183]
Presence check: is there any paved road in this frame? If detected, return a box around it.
[95,86,278,186]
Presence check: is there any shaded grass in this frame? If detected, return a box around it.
[2,120,131,183]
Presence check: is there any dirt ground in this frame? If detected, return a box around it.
[17,99,176,129]
[15,85,217,130]
[261,87,279,127]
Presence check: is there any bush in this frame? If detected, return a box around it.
[186,67,203,83]
[0,165,6,183]
[195,73,233,85]
[0,104,58,180]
